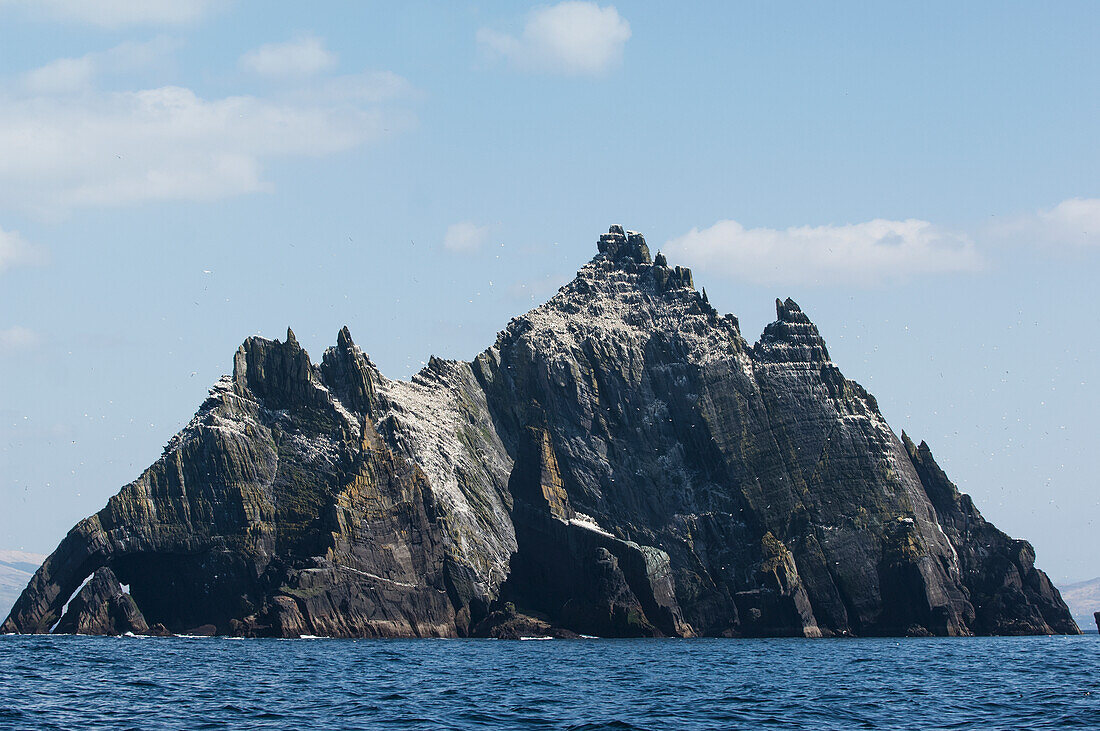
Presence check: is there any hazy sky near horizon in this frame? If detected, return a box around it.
[0,1,1097,583]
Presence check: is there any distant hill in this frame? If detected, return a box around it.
[0,550,46,620]
[1059,578,1100,631]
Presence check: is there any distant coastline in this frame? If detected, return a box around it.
[0,550,46,619]
[1059,577,1100,631]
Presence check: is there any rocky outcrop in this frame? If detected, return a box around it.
[3,330,460,638]
[54,567,148,635]
[903,435,1078,635]
[3,225,1078,638]
[472,603,580,639]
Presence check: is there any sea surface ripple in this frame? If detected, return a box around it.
[1,635,1097,730]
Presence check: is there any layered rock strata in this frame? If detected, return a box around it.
[3,226,1077,638]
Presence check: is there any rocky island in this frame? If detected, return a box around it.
[2,226,1078,638]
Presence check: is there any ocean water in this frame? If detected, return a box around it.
[1,635,1098,730]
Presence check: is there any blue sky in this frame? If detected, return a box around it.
[0,1,1097,583]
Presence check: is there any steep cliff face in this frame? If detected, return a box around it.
[3,225,1078,637]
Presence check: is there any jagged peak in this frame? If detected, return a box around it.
[775,297,811,324]
[585,225,698,300]
[755,298,830,363]
[234,332,309,370]
[325,327,384,375]
[491,226,745,369]
[231,328,325,410]
[596,223,651,265]
[337,325,354,349]
[319,329,381,421]
[901,431,935,456]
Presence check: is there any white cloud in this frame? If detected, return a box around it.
[477,1,631,76]
[665,218,982,287]
[0,226,42,273]
[0,0,216,27]
[240,35,337,78]
[22,37,180,94]
[22,57,94,95]
[985,198,1100,250]
[0,80,414,213]
[0,326,39,353]
[1031,198,1100,247]
[444,222,491,253]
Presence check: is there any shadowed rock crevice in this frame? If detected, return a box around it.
[2,224,1077,638]
[488,424,688,637]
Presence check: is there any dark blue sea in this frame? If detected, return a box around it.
[1,634,1098,730]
